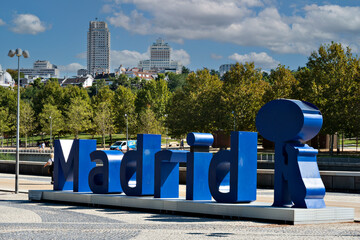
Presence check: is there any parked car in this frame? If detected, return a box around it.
[110,140,137,151]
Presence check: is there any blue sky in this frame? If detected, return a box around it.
[1,0,360,77]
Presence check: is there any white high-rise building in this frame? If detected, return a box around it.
[87,20,110,76]
[139,38,182,73]
[20,60,60,78]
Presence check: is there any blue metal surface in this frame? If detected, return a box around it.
[120,134,161,196]
[209,131,258,203]
[186,132,214,146]
[185,132,213,200]
[88,150,124,194]
[54,139,96,192]
[256,99,326,208]
[154,150,188,198]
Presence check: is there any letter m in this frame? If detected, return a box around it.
[53,139,96,192]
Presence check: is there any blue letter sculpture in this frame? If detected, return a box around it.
[154,150,188,198]
[256,99,326,208]
[208,131,258,203]
[120,134,161,196]
[54,139,96,192]
[186,132,213,200]
[88,150,124,194]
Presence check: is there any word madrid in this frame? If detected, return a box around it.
[53,99,326,209]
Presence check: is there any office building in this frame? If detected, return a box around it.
[219,64,235,77]
[87,20,110,75]
[139,38,182,73]
[20,60,60,78]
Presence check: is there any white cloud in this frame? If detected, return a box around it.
[11,14,48,35]
[172,49,190,66]
[229,52,279,70]
[211,53,223,60]
[101,4,114,13]
[58,63,85,73]
[75,52,86,59]
[111,49,149,68]
[0,19,5,26]
[106,1,360,55]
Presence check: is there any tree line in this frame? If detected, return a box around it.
[0,42,359,147]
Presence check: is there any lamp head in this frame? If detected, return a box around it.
[8,50,15,58]
[22,50,29,58]
[15,48,23,57]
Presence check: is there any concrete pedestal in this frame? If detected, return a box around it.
[29,190,354,225]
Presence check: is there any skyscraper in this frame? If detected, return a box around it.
[87,20,110,75]
[139,38,182,73]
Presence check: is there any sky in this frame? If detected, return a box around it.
[1,0,360,77]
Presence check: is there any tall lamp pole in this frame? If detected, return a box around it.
[125,114,129,152]
[49,115,52,149]
[8,48,29,194]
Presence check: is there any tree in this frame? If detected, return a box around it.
[167,72,187,92]
[221,62,269,132]
[93,101,114,149]
[135,79,171,125]
[6,69,24,80]
[65,97,92,138]
[166,69,223,137]
[20,101,36,148]
[138,107,161,134]
[110,74,130,91]
[264,65,299,102]
[0,107,10,147]
[38,103,64,139]
[181,66,190,75]
[297,42,360,153]
[112,86,137,136]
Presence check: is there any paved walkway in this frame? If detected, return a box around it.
[0,173,359,221]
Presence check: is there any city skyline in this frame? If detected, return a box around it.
[0,0,360,77]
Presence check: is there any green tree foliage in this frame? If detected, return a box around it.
[65,97,92,138]
[135,79,170,124]
[221,62,269,132]
[110,74,131,91]
[88,79,107,97]
[0,107,11,147]
[138,107,161,134]
[299,42,360,136]
[264,65,299,102]
[6,69,24,80]
[38,103,64,138]
[0,87,17,135]
[112,86,137,136]
[20,101,35,148]
[33,79,63,115]
[166,69,223,137]
[167,72,187,92]
[93,101,114,148]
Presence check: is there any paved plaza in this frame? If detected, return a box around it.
[0,173,359,239]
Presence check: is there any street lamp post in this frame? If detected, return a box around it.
[8,48,29,194]
[49,116,53,149]
[125,114,129,152]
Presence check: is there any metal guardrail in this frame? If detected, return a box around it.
[0,148,53,154]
